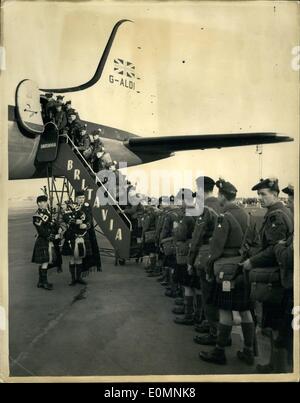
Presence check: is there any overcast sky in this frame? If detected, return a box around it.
[4,1,299,199]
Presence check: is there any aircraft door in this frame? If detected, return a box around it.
[15,79,44,136]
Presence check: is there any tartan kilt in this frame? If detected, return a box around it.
[173,265,201,288]
[61,234,92,258]
[212,283,251,311]
[32,236,50,264]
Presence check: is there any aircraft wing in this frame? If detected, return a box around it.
[125,132,293,154]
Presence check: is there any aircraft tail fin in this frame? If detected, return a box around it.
[40,19,132,94]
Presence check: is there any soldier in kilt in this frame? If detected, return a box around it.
[199,179,255,366]
[189,176,222,344]
[142,201,158,274]
[172,189,196,325]
[242,178,294,373]
[62,190,95,285]
[159,197,182,298]
[32,195,60,290]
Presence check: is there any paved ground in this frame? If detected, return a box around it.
[8,207,270,377]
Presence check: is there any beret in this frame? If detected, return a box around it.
[252,178,279,193]
[282,184,294,196]
[196,176,215,189]
[216,178,237,195]
[36,195,48,203]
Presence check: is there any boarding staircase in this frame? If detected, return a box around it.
[15,79,133,259]
[52,134,133,259]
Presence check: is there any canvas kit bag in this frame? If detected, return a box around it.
[249,266,284,304]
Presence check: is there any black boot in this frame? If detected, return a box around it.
[175,298,184,306]
[37,267,43,288]
[172,306,185,315]
[194,320,210,334]
[256,363,274,373]
[174,296,194,325]
[237,348,255,366]
[199,347,227,365]
[76,264,87,285]
[40,269,53,290]
[69,263,76,286]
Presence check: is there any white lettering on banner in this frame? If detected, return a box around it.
[115,228,122,241]
[93,197,100,208]
[101,209,108,221]
[74,169,80,180]
[67,160,73,170]
[41,143,56,149]
[81,179,86,190]
[87,188,93,200]
[109,219,114,231]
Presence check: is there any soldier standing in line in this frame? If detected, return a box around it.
[141,198,158,273]
[53,102,67,133]
[199,179,255,366]
[44,93,56,122]
[75,124,93,162]
[187,176,222,343]
[62,191,95,285]
[56,95,65,105]
[63,100,72,114]
[159,195,182,298]
[282,184,294,216]
[242,178,294,373]
[66,109,81,143]
[32,195,60,290]
[172,189,196,325]
[273,235,294,373]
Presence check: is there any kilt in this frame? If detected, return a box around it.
[212,282,251,311]
[143,241,157,255]
[32,236,50,264]
[164,254,176,268]
[173,264,200,288]
[61,234,92,258]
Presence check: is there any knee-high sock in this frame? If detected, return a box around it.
[241,322,255,350]
[217,323,232,349]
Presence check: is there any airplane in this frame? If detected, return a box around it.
[8,19,293,181]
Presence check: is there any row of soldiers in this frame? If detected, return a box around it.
[32,190,101,290]
[131,177,294,373]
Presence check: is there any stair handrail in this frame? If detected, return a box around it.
[61,133,133,232]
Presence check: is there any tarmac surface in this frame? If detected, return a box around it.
[8,206,269,378]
